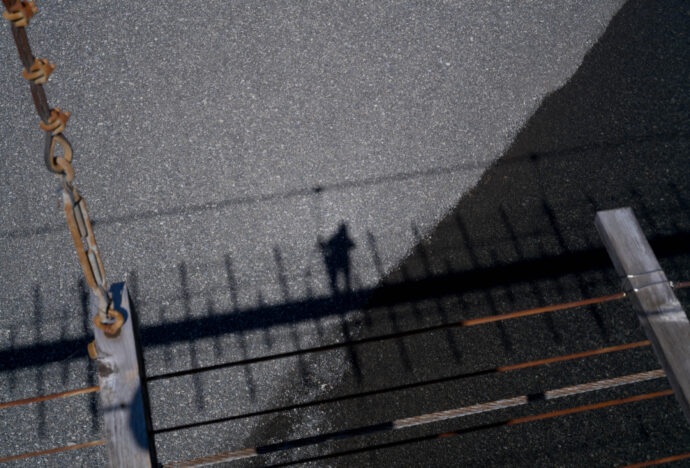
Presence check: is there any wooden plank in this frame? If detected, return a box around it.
[595,207,690,423]
[91,282,156,467]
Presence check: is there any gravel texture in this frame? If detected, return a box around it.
[3,0,689,466]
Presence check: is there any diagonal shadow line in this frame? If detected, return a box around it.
[1,232,689,373]
[0,160,490,239]
[1,132,686,240]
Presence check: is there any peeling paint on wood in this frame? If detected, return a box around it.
[596,207,690,424]
[91,282,156,467]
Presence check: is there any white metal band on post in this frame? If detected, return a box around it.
[595,207,690,423]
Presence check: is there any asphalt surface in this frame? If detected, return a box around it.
[1,0,689,467]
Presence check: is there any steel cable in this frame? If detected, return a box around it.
[149,291,627,381]
[153,340,650,434]
[0,385,99,410]
[0,439,105,464]
[164,369,667,467]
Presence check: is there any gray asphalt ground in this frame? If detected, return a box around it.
[1,0,689,466]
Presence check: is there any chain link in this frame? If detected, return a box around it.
[3,0,123,336]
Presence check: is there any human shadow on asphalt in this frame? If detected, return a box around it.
[318,222,356,297]
[239,0,690,463]
[3,2,690,463]
[10,178,687,450]
[4,205,690,372]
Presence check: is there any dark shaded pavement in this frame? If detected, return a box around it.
[1,0,689,466]
[236,1,690,466]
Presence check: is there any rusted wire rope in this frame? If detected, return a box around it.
[3,0,119,330]
[395,369,665,429]
[621,452,690,468]
[0,385,99,410]
[152,279,690,381]
[163,369,666,467]
[461,291,625,326]
[154,340,651,434]
[149,290,627,381]
[264,389,675,468]
[1,0,50,121]
[496,340,649,371]
[0,439,105,464]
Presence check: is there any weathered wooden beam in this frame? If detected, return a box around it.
[91,282,157,467]
[595,207,690,423]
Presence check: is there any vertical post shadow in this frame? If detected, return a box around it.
[236,330,256,402]
[256,289,273,348]
[339,315,362,382]
[367,230,386,283]
[60,304,70,385]
[668,183,690,279]
[539,200,570,344]
[384,303,412,372]
[206,299,223,359]
[225,255,256,400]
[79,278,100,431]
[454,212,512,352]
[32,284,46,438]
[8,327,17,395]
[158,305,172,368]
[546,197,609,340]
[178,263,205,411]
[274,245,309,385]
[411,222,463,363]
[224,254,240,313]
[303,266,327,343]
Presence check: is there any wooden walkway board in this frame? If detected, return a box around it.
[595,207,690,423]
[91,282,155,467]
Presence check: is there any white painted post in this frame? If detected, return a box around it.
[595,207,690,423]
[91,282,156,467]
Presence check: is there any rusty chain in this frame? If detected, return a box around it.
[3,0,123,337]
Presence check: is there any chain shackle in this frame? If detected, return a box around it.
[40,107,70,135]
[22,57,54,84]
[93,309,125,338]
[2,0,36,27]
